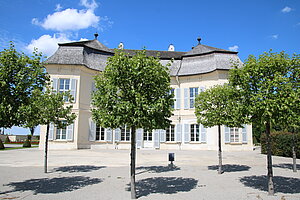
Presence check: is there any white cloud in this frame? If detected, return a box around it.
[26,34,72,56]
[55,4,62,11]
[271,34,279,39]
[80,0,98,11]
[32,8,99,32]
[281,6,292,13]
[228,45,239,52]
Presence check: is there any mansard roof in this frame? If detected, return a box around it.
[46,39,242,76]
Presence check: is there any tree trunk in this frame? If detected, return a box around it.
[130,126,137,199]
[44,124,50,173]
[30,127,35,137]
[292,131,297,172]
[266,121,274,195]
[218,124,222,174]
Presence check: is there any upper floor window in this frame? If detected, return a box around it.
[171,88,175,109]
[52,78,77,103]
[59,79,70,102]
[166,124,175,141]
[189,87,198,108]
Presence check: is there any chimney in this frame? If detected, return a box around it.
[118,42,124,49]
[94,32,99,40]
[168,44,175,51]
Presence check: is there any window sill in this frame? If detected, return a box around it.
[165,141,180,144]
[189,142,206,144]
[225,142,243,145]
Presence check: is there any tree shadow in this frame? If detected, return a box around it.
[52,165,106,173]
[273,163,300,170]
[126,177,198,198]
[136,166,181,175]
[0,176,102,195]
[240,175,300,194]
[207,164,251,173]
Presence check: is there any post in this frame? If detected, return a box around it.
[292,131,297,172]
[266,121,274,195]
[130,126,137,199]
[44,124,50,173]
[218,124,222,174]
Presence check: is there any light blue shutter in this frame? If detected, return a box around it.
[89,121,96,141]
[175,88,181,109]
[52,78,58,93]
[160,129,166,143]
[225,126,230,143]
[176,124,182,142]
[91,82,96,92]
[184,124,190,143]
[70,79,77,103]
[115,128,121,142]
[200,124,206,142]
[242,125,247,143]
[136,128,143,148]
[106,128,112,142]
[48,123,54,140]
[154,129,160,148]
[184,88,189,109]
[66,123,74,141]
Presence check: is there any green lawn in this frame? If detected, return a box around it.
[0,146,38,151]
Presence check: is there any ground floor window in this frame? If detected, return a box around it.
[166,125,175,141]
[143,131,152,141]
[56,120,67,140]
[230,127,239,143]
[190,124,200,142]
[121,126,131,141]
[96,125,105,141]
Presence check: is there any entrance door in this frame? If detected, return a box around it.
[143,131,153,148]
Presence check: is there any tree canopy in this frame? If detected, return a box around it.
[0,43,49,128]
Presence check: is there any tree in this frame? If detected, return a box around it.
[0,43,48,128]
[229,51,300,195]
[92,50,174,199]
[32,87,76,173]
[195,84,246,174]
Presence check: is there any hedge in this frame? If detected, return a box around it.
[261,131,300,159]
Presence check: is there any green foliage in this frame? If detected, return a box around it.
[229,50,300,128]
[0,42,49,128]
[92,50,174,130]
[195,84,247,128]
[261,131,300,158]
[0,139,4,149]
[22,138,31,148]
[5,136,11,143]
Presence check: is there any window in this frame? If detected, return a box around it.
[189,87,198,108]
[230,127,239,143]
[59,79,70,102]
[56,120,67,140]
[143,131,152,141]
[121,126,131,141]
[171,89,175,109]
[166,125,175,141]
[96,125,105,141]
[190,124,200,142]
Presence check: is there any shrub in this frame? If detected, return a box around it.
[0,139,4,149]
[4,136,11,143]
[261,131,300,158]
[23,138,31,148]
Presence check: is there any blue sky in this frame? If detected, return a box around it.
[0,0,299,135]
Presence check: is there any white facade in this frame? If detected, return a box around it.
[39,39,253,151]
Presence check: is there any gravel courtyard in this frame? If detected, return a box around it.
[0,148,299,200]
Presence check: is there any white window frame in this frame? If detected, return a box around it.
[230,127,240,143]
[95,125,105,141]
[166,124,175,142]
[59,79,70,102]
[120,125,131,141]
[143,131,153,141]
[190,124,200,142]
[56,120,67,140]
[189,87,198,108]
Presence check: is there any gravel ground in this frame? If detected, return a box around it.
[0,148,299,200]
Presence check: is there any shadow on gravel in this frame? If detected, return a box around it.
[53,165,106,173]
[136,166,181,175]
[0,176,102,195]
[126,177,198,198]
[273,163,300,170]
[207,164,250,172]
[240,175,300,194]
